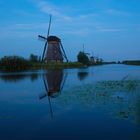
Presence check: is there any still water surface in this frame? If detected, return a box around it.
[0,64,140,140]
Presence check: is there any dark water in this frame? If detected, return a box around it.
[0,64,140,140]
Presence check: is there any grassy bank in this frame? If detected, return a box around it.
[0,58,84,72]
[122,60,140,66]
[0,61,104,72]
[0,55,104,72]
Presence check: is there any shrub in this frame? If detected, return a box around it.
[0,56,31,72]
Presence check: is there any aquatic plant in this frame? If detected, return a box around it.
[55,79,140,124]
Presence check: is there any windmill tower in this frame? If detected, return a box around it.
[38,15,68,62]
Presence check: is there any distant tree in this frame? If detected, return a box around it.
[77,51,90,65]
[118,61,121,64]
[29,54,38,62]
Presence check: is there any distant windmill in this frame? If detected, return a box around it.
[38,15,68,62]
[82,44,90,56]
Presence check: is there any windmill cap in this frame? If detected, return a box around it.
[47,36,61,42]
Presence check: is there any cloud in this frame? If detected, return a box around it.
[38,1,59,15]
[35,1,130,32]
[104,9,129,16]
[0,0,132,40]
[96,27,127,32]
[36,0,72,21]
[63,28,91,36]
[0,23,48,39]
[0,22,51,31]
[35,0,100,22]
[15,10,42,18]
[0,30,35,39]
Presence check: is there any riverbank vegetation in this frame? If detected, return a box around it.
[122,60,140,66]
[0,56,31,72]
[77,51,103,66]
[1,54,139,72]
[0,52,104,72]
[0,55,85,72]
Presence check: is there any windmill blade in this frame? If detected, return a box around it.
[42,41,48,62]
[60,72,68,91]
[85,52,90,55]
[38,35,47,40]
[47,15,52,37]
[61,51,67,61]
[39,92,47,100]
[39,15,52,62]
[43,74,53,118]
[83,44,85,53]
[48,96,53,119]
[39,75,48,99]
[43,75,48,92]
[60,42,68,62]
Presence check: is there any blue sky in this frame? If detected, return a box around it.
[0,0,140,61]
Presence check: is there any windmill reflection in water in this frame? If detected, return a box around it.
[39,69,67,118]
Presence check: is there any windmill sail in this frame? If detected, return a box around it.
[47,15,52,37]
[42,41,48,62]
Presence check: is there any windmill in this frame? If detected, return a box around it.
[39,69,68,118]
[82,44,90,56]
[38,15,68,62]
[90,51,95,63]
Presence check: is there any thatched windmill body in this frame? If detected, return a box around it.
[38,15,68,62]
